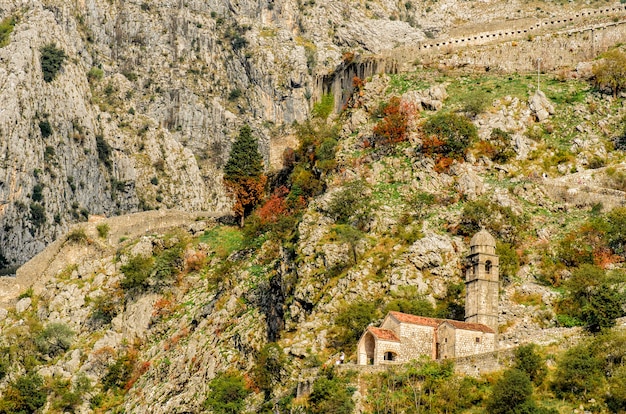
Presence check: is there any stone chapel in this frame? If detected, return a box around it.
[357,229,499,365]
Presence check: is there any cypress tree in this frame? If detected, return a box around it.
[223,125,266,226]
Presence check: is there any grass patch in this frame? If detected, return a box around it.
[198,226,244,258]
[386,72,430,94]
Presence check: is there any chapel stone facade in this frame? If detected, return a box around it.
[356,230,499,365]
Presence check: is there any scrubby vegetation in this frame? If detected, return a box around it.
[40,44,67,82]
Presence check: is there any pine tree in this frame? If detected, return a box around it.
[223,125,266,226]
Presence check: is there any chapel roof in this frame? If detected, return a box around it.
[388,311,495,333]
[441,319,496,334]
[368,327,400,342]
[389,311,442,327]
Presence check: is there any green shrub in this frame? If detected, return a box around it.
[0,16,15,48]
[486,369,534,414]
[35,323,74,358]
[513,344,547,385]
[96,222,110,238]
[152,244,184,283]
[254,343,288,399]
[308,368,355,414]
[331,301,379,351]
[325,180,371,229]
[462,91,490,118]
[120,255,154,290]
[87,67,103,82]
[552,344,604,400]
[422,112,478,159]
[31,183,44,202]
[102,351,136,391]
[489,128,516,163]
[0,355,8,380]
[43,146,55,163]
[29,202,46,227]
[312,93,334,119]
[89,294,118,326]
[204,371,251,414]
[557,264,626,332]
[40,44,67,82]
[0,373,47,413]
[66,227,88,244]
[39,120,52,138]
[496,242,520,282]
[96,134,112,169]
[228,88,242,101]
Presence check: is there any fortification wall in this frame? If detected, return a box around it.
[316,3,626,112]
[0,209,227,305]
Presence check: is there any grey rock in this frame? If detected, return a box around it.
[528,90,555,122]
[15,297,32,314]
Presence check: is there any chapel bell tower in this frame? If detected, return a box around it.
[465,229,499,333]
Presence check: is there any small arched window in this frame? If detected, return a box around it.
[384,351,397,361]
[485,260,492,274]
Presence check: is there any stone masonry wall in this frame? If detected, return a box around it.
[375,339,403,365]
[454,329,496,358]
[399,324,436,360]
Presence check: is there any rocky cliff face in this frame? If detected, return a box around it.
[0,0,432,265]
[0,0,613,265]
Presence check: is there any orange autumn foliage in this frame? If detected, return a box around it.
[224,175,267,226]
[257,186,289,224]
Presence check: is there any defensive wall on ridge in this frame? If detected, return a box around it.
[317,3,626,111]
[0,209,228,305]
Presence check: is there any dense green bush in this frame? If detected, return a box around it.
[331,301,379,351]
[254,343,288,399]
[66,227,88,244]
[29,202,46,227]
[152,244,185,283]
[307,369,355,414]
[87,67,103,83]
[312,93,334,119]
[120,255,154,290]
[40,44,67,82]
[102,351,136,391]
[552,343,604,400]
[96,134,113,169]
[489,128,516,163]
[204,371,251,414]
[39,120,52,138]
[422,112,478,159]
[96,223,110,238]
[31,183,44,202]
[487,369,533,414]
[89,294,118,326]
[496,242,520,282]
[325,180,371,230]
[557,264,626,332]
[35,323,74,358]
[0,372,47,413]
[513,344,546,386]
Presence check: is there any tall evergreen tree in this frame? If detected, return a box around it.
[223,125,266,226]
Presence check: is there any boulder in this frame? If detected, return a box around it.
[528,90,555,122]
[15,297,32,314]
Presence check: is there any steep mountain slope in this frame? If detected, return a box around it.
[0,0,618,266]
[1,57,626,412]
